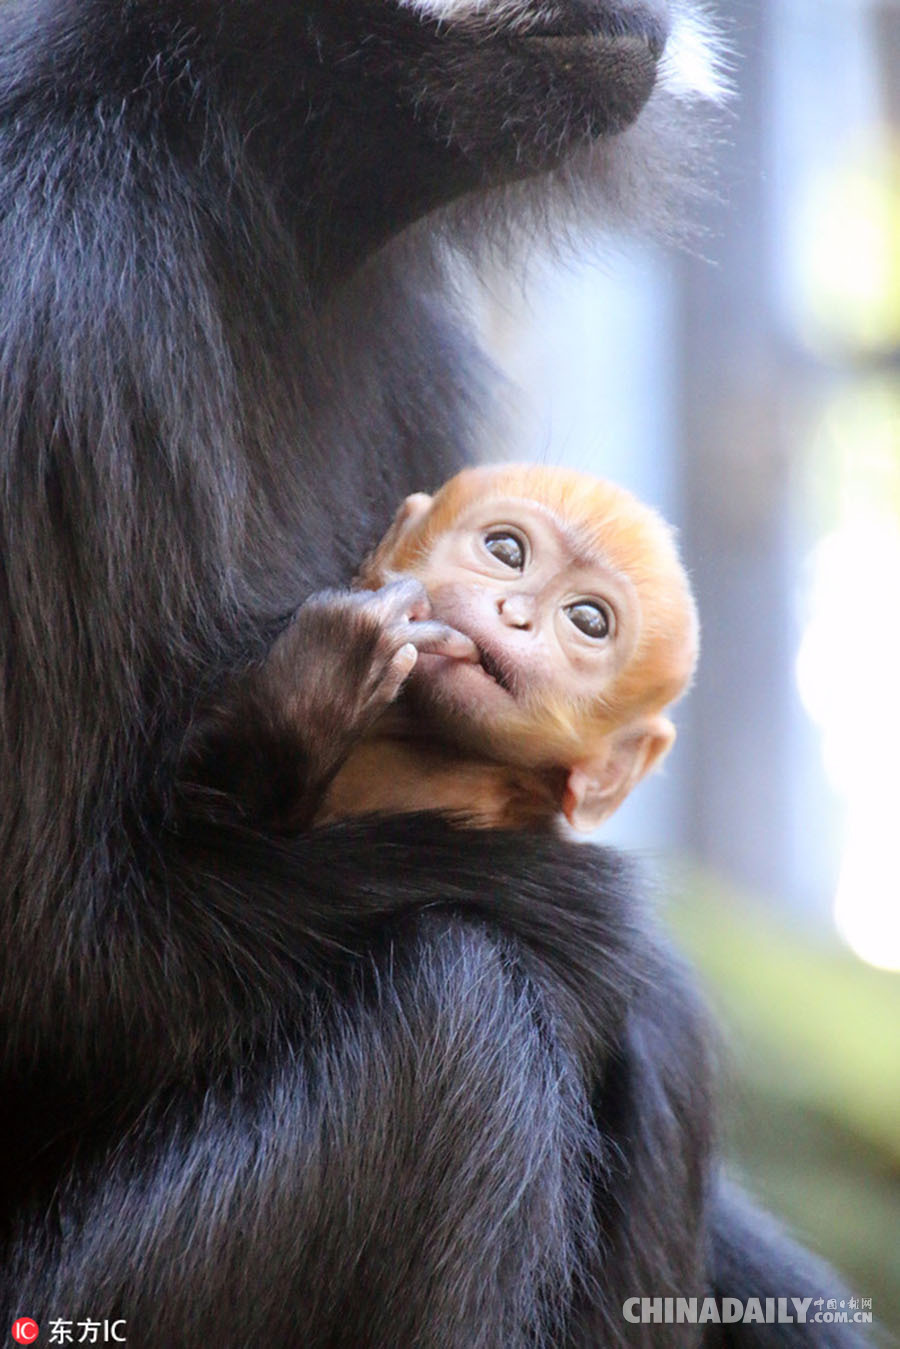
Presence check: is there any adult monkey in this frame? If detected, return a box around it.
[0,2,863,1346]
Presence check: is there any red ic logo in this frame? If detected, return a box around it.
[11,1321,39,1344]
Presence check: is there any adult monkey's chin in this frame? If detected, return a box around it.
[396,0,726,180]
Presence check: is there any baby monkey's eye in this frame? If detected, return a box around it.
[565,600,612,640]
[483,529,526,571]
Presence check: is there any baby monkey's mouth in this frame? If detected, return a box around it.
[477,646,515,695]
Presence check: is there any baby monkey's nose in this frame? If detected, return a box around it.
[497,594,535,630]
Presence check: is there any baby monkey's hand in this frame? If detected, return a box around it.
[363,578,479,707]
[180,580,476,830]
[293,578,478,726]
[255,580,476,822]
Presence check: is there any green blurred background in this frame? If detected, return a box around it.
[670,869,899,1333]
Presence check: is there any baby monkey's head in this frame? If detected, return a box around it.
[359,464,698,830]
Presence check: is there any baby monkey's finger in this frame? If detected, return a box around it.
[378,642,419,704]
[368,577,431,624]
[407,621,479,661]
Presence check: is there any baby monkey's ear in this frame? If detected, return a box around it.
[562,715,676,833]
[357,492,433,586]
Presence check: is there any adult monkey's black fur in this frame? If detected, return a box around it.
[0,2,867,1345]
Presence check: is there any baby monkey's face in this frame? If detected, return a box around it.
[402,496,641,763]
[361,470,692,828]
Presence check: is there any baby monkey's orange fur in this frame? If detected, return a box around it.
[319,464,698,832]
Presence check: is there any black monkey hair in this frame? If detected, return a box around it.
[0,2,868,1345]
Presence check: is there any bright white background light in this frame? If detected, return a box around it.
[796,516,900,970]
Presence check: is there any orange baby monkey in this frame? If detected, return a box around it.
[317,464,698,833]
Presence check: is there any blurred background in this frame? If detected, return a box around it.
[475,0,900,1332]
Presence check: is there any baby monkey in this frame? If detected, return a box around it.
[316,464,698,833]
[186,464,698,833]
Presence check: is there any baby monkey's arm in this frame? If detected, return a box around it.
[180,580,476,829]
[318,737,568,831]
